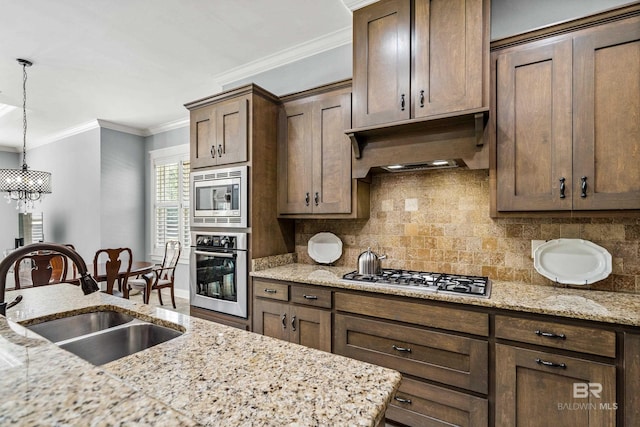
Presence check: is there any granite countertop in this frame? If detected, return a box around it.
[1,284,401,426]
[251,263,640,328]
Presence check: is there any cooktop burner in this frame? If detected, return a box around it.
[342,269,491,298]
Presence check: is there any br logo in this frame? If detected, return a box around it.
[573,382,602,398]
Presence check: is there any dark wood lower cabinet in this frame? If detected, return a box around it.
[253,295,331,352]
[386,377,488,427]
[495,344,616,427]
[625,333,640,425]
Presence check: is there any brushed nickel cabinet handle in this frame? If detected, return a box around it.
[419,90,425,108]
[400,94,405,111]
[559,177,566,199]
[581,176,588,198]
[217,144,223,157]
[535,330,566,340]
[392,344,411,353]
[394,396,412,404]
[536,358,566,369]
[264,288,277,294]
[281,313,287,329]
[314,192,319,206]
[291,315,296,331]
[305,192,310,206]
[210,146,216,158]
[303,294,318,300]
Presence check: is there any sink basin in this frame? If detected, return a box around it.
[27,310,134,342]
[59,323,182,365]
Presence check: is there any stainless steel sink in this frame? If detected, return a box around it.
[25,310,183,365]
[59,322,182,365]
[27,310,135,342]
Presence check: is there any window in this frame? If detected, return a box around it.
[151,146,190,258]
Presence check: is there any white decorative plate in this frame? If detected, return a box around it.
[533,238,612,285]
[307,232,343,264]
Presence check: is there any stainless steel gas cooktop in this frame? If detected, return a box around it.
[342,269,491,298]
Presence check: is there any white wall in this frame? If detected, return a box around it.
[27,128,101,261]
[100,128,145,258]
[0,151,20,252]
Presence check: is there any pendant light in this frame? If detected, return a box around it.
[0,59,52,210]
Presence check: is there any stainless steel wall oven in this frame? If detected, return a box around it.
[190,231,247,318]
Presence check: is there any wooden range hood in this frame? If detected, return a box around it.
[346,107,489,179]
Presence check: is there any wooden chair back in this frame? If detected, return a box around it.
[13,252,68,288]
[159,241,182,280]
[93,247,133,295]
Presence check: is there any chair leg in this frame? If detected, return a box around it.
[157,288,164,306]
[170,286,176,309]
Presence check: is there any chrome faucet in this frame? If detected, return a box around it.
[0,243,100,316]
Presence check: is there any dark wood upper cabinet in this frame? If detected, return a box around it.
[278,81,370,218]
[352,0,487,129]
[572,16,640,210]
[496,37,573,211]
[187,94,249,169]
[493,10,640,213]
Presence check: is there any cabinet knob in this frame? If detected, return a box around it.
[400,94,405,111]
[419,90,425,108]
[581,176,588,198]
[559,177,566,199]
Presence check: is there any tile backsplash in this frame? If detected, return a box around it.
[295,169,640,293]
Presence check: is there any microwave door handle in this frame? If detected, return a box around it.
[193,250,235,258]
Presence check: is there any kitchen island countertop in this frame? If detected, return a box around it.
[1,284,401,426]
[251,263,640,328]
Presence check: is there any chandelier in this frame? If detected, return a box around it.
[0,59,52,210]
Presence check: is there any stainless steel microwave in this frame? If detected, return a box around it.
[190,165,248,228]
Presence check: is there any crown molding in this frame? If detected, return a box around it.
[341,0,378,11]
[35,119,101,148]
[213,26,352,87]
[145,117,189,136]
[97,119,146,136]
[0,144,20,153]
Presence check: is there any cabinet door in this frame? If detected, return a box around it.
[190,107,216,169]
[495,344,616,427]
[413,0,484,118]
[312,93,352,214]
[572,16,640,210]
[215,97,248,165]
[352,0,411,128]
[278,101,313,214]
[625,333,640,425]
[290,305,331,352]
[253,298,290,343]
[496,38,573,211]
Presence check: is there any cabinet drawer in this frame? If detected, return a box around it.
[387,377,488,427]
[335,314,488,394]
[495,315,616,358]
[290,285,331,308]
[253,279,288,301]
[335,292,488,336]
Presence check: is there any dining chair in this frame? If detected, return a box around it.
[13,252,68,289]
[128,241,181,308]
[93,247,133,297]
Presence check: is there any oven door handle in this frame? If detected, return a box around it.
[193,250,236,258]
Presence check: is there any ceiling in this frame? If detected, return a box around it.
[0,0,366,151]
